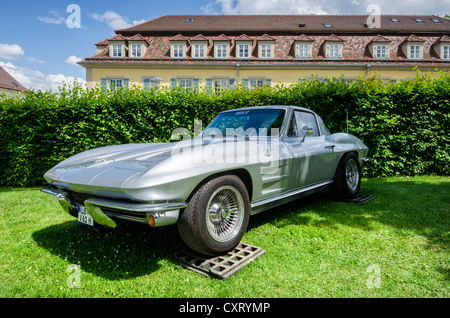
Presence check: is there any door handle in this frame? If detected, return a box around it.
[325,145,336,151]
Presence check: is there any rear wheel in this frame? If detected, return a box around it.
[177,175,250,256]
[330,152,361,200]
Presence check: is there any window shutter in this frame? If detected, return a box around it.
[242,78,249,88]
[123,78,130,88]
[228,78,236,89]
[325,44,330,57]
[143,78,151,90]
[193,78,200,91]
[205,78,213,90]
[266,78,272,87]
[100,78,108,90]
[170,78,177,89]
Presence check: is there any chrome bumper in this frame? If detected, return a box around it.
[40,186,187,229]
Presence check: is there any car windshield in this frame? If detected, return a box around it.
[203,109,286,137]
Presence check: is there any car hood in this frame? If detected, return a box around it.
[44,136,261,192]
[44,142,179,187]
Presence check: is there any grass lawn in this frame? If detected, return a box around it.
[0,176,448,298]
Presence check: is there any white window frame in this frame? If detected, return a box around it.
[171,43,186,59]
[259,43,273,59]
[111,43,124,58]
[213,78,229,94]
[170,77,199,92]
[130,44,143,58]
[237,43,251,59]
[374,44,389,59]
[296,43,312,59]
[192,43,206,59]
[142,77,160,91]
[443,45,450,60]
[327,44,341,58]
[215,43,229,59]
[409,45,421,60]
[179,78,193,91]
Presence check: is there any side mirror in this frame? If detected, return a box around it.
[301,125,314,142]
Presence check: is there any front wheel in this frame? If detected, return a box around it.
[330,152,361,200]
[177,175,251,256]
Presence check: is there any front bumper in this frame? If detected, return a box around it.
[40,185,187,229]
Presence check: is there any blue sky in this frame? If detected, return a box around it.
[1,0,448,90]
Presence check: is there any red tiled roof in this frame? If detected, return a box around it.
[403,34,426,42]
[127,34,147,41]
[190,34,209,41]
[212,34,232,41]
[324,34,345,42]
[95,39,109,46]
[257,34,277,41]
[108,34,126,41]
[116,15,450,36]
[370,34,392,42]
[235,34,253,41]
[169,34,188,41]
[294,34,315,42]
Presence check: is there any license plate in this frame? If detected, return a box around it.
[78,205,94,226]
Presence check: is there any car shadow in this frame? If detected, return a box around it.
[32,220,186,280]
[248,179,450,252]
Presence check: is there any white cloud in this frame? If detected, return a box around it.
[211,0,450,15]
[27,57,45,64]
[91,11,147,30]
[0,61,85,92]
[132,19,147,26]
[0,44,25,60]
[214,0,330,14]
[38,10,66,25]
[65,55,82,67]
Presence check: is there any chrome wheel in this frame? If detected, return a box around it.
[206,186,244,243]
[345,158,359,192]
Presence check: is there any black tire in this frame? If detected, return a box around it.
[330,152,361,200]
[177,175,251,256]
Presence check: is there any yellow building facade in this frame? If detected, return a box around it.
[80,15,450,90]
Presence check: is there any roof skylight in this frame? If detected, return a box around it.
[414,18,424,23]
[390,17,400,22]
[431,18,441,23]
[324,23,333,28]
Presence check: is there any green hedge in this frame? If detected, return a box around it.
[0,72,448,186]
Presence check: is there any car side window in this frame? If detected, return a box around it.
[288,111,319,138]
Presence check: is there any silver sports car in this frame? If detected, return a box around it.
[41,106,368,255]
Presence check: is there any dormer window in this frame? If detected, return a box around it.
[443,45,449,59]
[190,34,208,59]
[374,45,388,59]
[192,43,206,58]
[410,45,421,59]
[368,35,392,60]
[235,34,253,59]
[401,35,425,61]
[257,35,276,59]
[213,34,231,59]
[130,44,142,58]
[294,35,314,60]
[215,43,228,58]
[111,43,124,58]
[169,34,188,59]
[127,35,147,59]
[238,44,250,58]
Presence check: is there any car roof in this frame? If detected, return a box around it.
[218,105,316,114]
